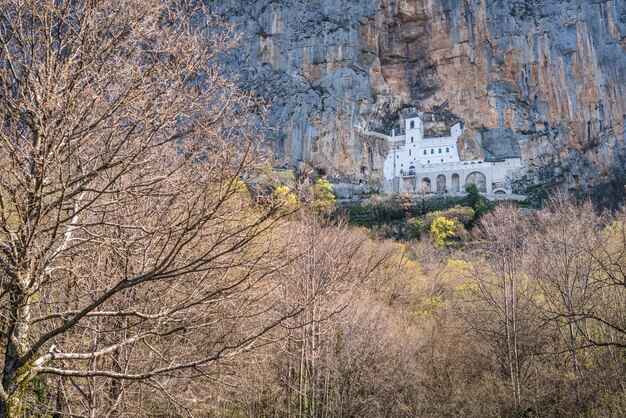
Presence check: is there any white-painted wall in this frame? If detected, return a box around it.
[380,115,523,195]
[383,117,463,180]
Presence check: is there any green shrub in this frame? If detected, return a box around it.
[425,205,475,228]
[273,185,298,215]
[310,178,336,216]
[407,217,426,239]
[430,216,458,247]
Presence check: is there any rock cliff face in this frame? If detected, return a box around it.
[211,0,626,191]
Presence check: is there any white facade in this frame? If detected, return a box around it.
[377,115,523,195]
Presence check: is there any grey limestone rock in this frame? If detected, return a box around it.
[209,0,626,191]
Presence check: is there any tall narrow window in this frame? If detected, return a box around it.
[409,149,411,156]
[438,148,442,154]
[410,121,415,129]
[446,147,449,153]
[431,149,434,154]
[423,150,427,155]
[411,137,414,143]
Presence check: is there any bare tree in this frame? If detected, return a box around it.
[461,203,536,413]
[221,220,422,418]
[524,194,624,410]
[0,0,297,415]
[277,217,371,418]
[583,205,626,348]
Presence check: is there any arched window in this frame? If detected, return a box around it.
[438,148,442,154]
[423,150,427,155]
[446,147,449,153]
[410,121,415,129]
[431,149,434,154]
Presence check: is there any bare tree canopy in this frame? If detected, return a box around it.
[0,0,296,415]
[1,1,625,417]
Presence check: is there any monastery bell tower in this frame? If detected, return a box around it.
[405,113,424,143]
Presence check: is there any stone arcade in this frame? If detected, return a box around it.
[372,114,523,196]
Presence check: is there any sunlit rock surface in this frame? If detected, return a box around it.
[210,0,625,191]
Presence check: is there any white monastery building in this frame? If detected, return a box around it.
[372,114,523,195]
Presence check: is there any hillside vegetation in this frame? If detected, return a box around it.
[0,1,623,416]
[190,193,626,418]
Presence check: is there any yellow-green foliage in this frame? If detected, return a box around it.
[311,178,336,216]
[273,186,298,215]
[444,259,472,281]
[455,280,480,296]
[446,258,471,270]
[407,217,425,239]
[601,220,626,247]
[430,216,458,246]
[412,296,445,317]
[425,205,475,227]
[258,164,295,188]
[229,178,248,195]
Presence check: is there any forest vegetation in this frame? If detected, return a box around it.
[0,0,624,416]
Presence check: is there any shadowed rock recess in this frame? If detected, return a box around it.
[210,0,625,192]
